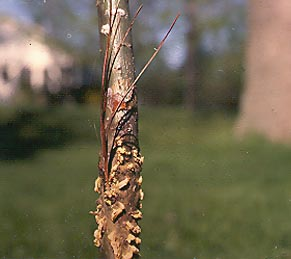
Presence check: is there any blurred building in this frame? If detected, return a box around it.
[0,16,73,103]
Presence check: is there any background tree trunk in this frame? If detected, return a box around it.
[92,1,143,259]
[184,1,199,111]
[236,0,291,143]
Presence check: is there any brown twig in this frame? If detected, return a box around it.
[100,28,110,182]
[106,4,143,83]
[107,13,180,134]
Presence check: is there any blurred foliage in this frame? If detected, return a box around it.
[133,0,245,110]
[1,106,291,259]
[197,50,244,111]
[8,0,246,111]
[28,0,99,64]
[0,105,99,160]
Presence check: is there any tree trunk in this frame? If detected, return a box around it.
[92,1,143,259]
[184,1,198,111]
[236,0,291,143]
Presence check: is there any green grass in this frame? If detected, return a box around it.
[1,106,291,259]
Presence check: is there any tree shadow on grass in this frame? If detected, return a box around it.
[0,108,74,160]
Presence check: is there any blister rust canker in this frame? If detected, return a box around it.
[126,234,142,245]
[117,178,130,190]
[126,233,136,244]
[122,245,140,259]
[93,228,102,247]
[131,210,142,220]
[94,177,102,193]
[111,163,119,172]
[125,221,141,234]
[108,231,121,258]
[89,210,98,215]
[111,201,125,222]
[135,237,141,245]
[126,162,135,171]
[139,189,144,201]
[137,176,142,186]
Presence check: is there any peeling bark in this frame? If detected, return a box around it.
[92,1,143,259]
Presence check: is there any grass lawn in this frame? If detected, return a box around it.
[1,106,291,259]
